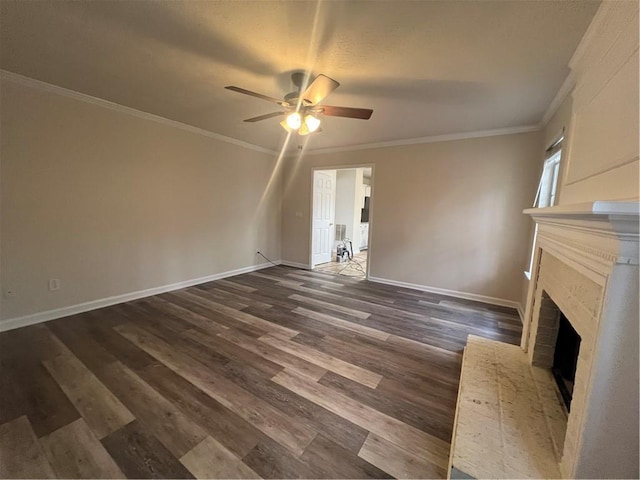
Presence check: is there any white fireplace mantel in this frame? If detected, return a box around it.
[524,201,639,237]
[525,201,639,282]
[521,200,639,478]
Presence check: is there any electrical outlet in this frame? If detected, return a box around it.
[49,278,61,291]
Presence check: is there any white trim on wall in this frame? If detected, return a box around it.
[540,72,575,127]
[368,275,522,313]
[280,260,311,269]
[0,70,278,155]
[303,125,541,156]
[0,261,279,332]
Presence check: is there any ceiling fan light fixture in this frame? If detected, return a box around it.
[304,114,321,132]
[286,112,302,130]
[298,122,310,136]
[279,119,292,133]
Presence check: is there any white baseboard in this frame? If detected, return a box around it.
[279,260,311,270]
[367,275,520,311]
[516,304,525,323]
[0,261,279,332]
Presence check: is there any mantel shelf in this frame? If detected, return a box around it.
[524,200,639,217]
[524,201,640,238]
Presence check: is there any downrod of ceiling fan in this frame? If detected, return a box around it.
[291,71,309,89]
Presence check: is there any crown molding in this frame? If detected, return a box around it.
[0,70,278,155]
[2,70,542,158]
[540,71,575,127]
[302,125,541,156]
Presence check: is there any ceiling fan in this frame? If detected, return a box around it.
[225,72,373,136]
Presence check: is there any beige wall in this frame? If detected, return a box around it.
[0,79,281,322]
[282,132,542,304]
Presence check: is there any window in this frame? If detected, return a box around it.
[535,145,562,208]
[525,136,563,278]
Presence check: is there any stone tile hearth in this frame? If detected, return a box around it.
[448,335,566,479]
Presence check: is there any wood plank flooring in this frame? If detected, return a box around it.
[0,266,522,479]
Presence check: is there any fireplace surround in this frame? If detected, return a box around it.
[522,201,639,478]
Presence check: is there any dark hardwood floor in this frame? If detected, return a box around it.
[0,266,522,479]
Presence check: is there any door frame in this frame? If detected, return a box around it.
[308,163,375,279]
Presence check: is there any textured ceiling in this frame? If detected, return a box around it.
[1,1,600,152]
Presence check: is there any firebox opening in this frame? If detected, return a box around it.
[552,313,581,411]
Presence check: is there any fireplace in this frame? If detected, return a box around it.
[446,202,637,479]
[552,313,581,411]
[528,289,582,412]
[522,201,639,478]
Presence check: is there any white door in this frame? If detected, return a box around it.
[312,170,336,266]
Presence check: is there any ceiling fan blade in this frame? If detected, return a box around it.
[225,86,283,104]
[320,105,373,120]
[243,111,286,122]
[302,74,340,105]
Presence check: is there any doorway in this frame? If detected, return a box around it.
[310,166,373,278]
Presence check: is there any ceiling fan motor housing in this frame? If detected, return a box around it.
[283,92,298,106]
[284,91,314,108]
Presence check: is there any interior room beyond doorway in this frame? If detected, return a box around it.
[311,167,372,279]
